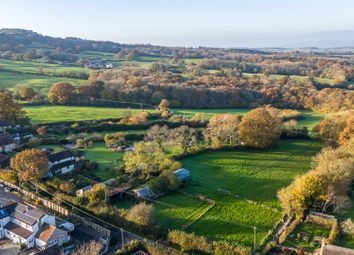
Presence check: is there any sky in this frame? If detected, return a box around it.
[1,0,354,48]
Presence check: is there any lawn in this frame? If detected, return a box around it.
[81,142,123,180]
[154,139,322,247]
[173,108,324,129]
[0,70,84,94]
[24,105,155,124]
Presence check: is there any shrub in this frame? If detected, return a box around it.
[0,171,18,184]
[325,220,339,244]
[126,202,155,226]
[278,217,302,244]
[341,219,354,238]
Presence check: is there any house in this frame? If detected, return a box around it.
[133,187,154,199]
[174,168,190,182]
[105,63,113,69]
[47,150,77,177]
[0,119,10,132]
[0,133,16,153]
[76,185,92,197]
[319,240,354,255]
[0,198,70,249]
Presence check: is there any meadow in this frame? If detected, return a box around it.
[173,108,324,129]
[24,105,155,124]
[0,58,89,75]
[0,70,84,94]
[154,139,322,247]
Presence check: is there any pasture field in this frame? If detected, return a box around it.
[0,70,84,94]
[0,58,90,75]
[155,139,322,247]
[154,192,211,230]
[24,105,155,124]
[173,108,324,129]
[24,105,323,128]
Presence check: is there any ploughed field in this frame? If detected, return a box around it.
[154,139,322,247]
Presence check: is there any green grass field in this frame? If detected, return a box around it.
[155,139,322,247]
[0,70,84,94]
[81,142,123,180]
[0,58,89,75]
[173,108,324,129]
[24,105,155,124]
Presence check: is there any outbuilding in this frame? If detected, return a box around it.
[174,168,190,182]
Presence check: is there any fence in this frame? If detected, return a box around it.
[0,178,70,216]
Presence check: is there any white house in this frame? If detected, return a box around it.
[0,199,70,249]
[0,133,16,153]
[47,150,77,176]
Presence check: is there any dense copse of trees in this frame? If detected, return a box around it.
[50,65,350,111]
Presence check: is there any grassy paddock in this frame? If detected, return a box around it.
[0,70,84,94]
[24,105,155,124]
[154,139,322,247]
[173,108,324,129]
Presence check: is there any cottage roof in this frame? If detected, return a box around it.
[51,160,77,172]
[48,150,74,163]
[11,211,38,226]
[0,133,15,146]
[4,221,33,239]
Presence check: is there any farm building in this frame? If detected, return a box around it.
[174,168,190,182]
[320,240,354,255]
[0,133,16,153]
[133,187,154,199]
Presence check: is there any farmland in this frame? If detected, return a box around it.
[24,105,156,124]
[0,70,84,94]
[153,139,322,247]
[24,105,324,128]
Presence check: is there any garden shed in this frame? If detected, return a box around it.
[133,187,154,199]
[174,168,190,182]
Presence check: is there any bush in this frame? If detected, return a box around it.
[126,202,155,226]
[0,171,18,184]
[278,217,302,244]
[325,220,338,244]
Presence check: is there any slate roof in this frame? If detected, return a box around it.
[11,211,38,226]
[51,160,77,172]
[48,150,74,163]
[0,133,15,146]
[4,221,33,239]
